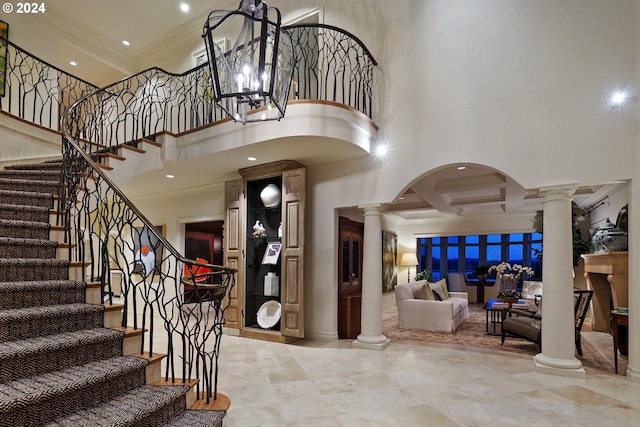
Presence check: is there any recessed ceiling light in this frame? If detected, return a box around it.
[166,174,175,179]
[375,144,388,157]
[180,3,190,12]
[122,40,130,46]
[248,156,257,161]
[457,166,467,170]
[69,61,77,66]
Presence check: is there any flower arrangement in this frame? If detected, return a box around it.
[497,288,521,299]
[487,262,534,281]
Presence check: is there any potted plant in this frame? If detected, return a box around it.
[414,269,435,282]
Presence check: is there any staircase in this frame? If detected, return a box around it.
[0,161,225,426]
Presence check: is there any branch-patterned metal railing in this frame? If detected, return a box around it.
[2,23,376,402]
[0,37,98,129]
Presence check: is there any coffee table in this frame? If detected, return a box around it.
[483,301,508,336]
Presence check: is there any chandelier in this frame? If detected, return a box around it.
[203,0,294,124]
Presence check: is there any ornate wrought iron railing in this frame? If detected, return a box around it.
[3,23,377,402]
[0,37,98,129]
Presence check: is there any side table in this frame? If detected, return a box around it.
[484,302,507,336]
[610,309,628,374]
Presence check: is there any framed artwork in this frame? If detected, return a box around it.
[133,225,165,277]
[0,20,8,97]
[262,241,282,265]
[382,231,398,292]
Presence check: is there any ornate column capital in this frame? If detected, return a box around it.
[538,184,579,202]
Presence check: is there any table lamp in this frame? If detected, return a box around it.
[400,253,419,282]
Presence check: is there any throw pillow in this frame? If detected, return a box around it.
[414,282,434,300]
[436,278,450,299]
[431,288,443,301]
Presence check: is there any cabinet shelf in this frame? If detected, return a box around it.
[224,160,306,342]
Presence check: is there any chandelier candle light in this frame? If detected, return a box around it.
[203,0,295,124]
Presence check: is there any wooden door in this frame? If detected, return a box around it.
[338,217,363,339]
[224,179,244,329]
[281,167,305,338]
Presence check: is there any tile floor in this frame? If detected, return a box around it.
[215,307,638,427]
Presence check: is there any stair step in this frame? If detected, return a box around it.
[0,303,104,342]
[0,258,69,281]
[0,189,54,209]
[0,237,58,259]
[0,328,124,382]
[0,218,50,240]
[44,384,198,427]
[0,177,59,194]
[0,356,148,426]
[7,161,62,171]
[0,170,60,182]
[0,280,86,310]
[0,202,50,222]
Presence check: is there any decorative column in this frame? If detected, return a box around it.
[534,185,584,378]
[353,204,390,350]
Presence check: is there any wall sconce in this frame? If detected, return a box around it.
[203,0,295,124]
[400,253,419,282]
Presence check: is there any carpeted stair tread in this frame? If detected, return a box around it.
[0,219,50,240]
[7,161,63,171]
[0,356,148,426]
[0,328,125,382]
[0,178,59,193]
[44,385,193,427]
[0,280,86,310]
[0,237,58,259]
[0,258,69,282]
[0,303,105,342]
[0,203,50,222]
[0,170,60,182]
[169,409,226,427]
[0,189,54,208]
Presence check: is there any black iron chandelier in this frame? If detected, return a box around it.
[203,0,294,124]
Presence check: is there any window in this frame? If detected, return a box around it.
[416,233,543,281]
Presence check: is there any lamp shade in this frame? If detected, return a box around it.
[203,0,294,124]
[400,253,418,266]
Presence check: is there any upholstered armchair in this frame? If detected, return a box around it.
[447,273,478,303]
[501,289,594,355]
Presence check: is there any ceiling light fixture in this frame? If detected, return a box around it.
[166,174,175,179]
[122,40,130,46]
[247,156,257,161]
[69,61,77,66]
[375,144,388,157]
[609,91,628,110]
[203,0,294,124]
[180,3,190,12]
[457,166,466,170]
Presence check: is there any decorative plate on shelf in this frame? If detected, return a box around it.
[257,300,281,329]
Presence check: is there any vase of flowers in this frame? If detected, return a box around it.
[488,262,534,304]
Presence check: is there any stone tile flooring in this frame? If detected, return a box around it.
[216,325,636,426]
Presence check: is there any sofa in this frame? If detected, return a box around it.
[394,280,469,332]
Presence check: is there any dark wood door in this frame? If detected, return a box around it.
[338,217,363,339]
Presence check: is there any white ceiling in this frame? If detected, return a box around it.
[37,1,625,222]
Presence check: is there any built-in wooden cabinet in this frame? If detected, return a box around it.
[224,161,305,343]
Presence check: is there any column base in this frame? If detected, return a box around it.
[353,334,390,350]
[534,353,586,378]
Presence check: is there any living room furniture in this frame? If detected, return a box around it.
[447,273,478,303]
[482,276,502,303]
[394,280,469,332]
[484,301,509,336]
[501,289,593,355]
[582,252,628,332]
[224,160,306,343]
[611,309,629,374]
[521,280,543,300]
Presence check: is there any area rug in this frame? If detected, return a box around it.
[382,309,615,373]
